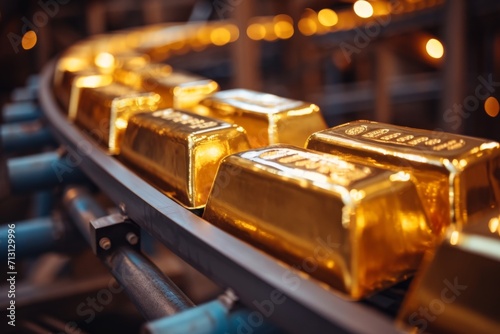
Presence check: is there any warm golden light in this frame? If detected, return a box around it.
[489,217,500,234]
[449,230,460,245]
[274,14,293,24]
[196,26,212,45]
[354,0,374,18]
[426,38,444,59]
[95,52,115,69]
[318,9,338,27]
[263,22,277,41]
[372,1,392,16]
[21,31,37,50]
[298,17,317,36]
[210,27,231,46]
[273,14,294,39]
[274,20,294,39]
[115,117,128,130]
[75,75,113,88]
[484,96,500,117]
[247,23,266,40]
[227,24,240,42]
[58,57,89,72]
[170,40,186,51]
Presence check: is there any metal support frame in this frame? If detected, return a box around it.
[89,213,141,258]
[63,186,195,321]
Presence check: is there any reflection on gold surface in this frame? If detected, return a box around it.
[120,109,250,209]
[73,83,161,153]
[68,74,113,120]
[203,145,434,299]
[114,63,172,90]
[94,52,115,70]
[398,210,500,333]
[115,63,219,109]
[306,120,500,235]
[53,54,96,109]
[194,89,327,148]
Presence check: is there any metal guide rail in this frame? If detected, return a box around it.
[36,24,401,334]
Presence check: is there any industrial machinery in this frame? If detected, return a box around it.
[1,1,499,333]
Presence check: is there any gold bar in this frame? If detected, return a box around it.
[114,63,219,109]
[54,49,150,109]
[53,54,97,109]
[120,109,250,209]
[203,145,434,299]
[94,51,150,74]
[306,120,500,234]
[113,62,172,90]
[73,82,161,153]
[194,89,327,148]
[397,210,500,333]
[68,74,113,120]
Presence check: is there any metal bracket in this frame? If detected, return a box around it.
[89,213,141,257]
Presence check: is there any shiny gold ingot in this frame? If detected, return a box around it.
[74,83,161,152]
[120,109,250,209]
[53,54,97,108]
[113,63,172,92]
[203,145,434,299]
[397,210,500,334]
[54,50,150,109]
[94,51,150,74]
[69,74,113,120]
[306,120,500,235]
[114,63,218,109]
[195,89,327,148]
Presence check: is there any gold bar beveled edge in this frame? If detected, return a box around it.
[119,108,251,209]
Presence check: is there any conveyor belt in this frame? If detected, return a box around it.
[39,58,399,334]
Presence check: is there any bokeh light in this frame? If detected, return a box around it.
[425,38,444,59]
[354,0,374,18]
[484,96,500,117]
[318,9,338,27]
[22,31,37,50]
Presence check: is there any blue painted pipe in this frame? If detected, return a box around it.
[143,299,229,334]
[1,121,54,153]
[143,300,281,334]
[2,102,41,123]
[0,217,62,260]
[7,151,86,194]
[11,85,38,102]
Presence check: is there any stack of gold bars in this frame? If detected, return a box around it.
[53,22,500,333]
